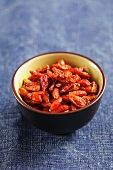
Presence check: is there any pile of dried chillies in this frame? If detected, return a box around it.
[19,59,98,113]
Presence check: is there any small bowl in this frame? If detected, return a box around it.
[12,52,106,134]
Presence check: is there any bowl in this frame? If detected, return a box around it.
[12,52,106,134]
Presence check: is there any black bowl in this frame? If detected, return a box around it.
[12,52,106,134]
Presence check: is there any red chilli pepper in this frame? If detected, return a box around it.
[19,58,98,113]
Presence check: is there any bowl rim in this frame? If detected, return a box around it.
[12,51,106,115]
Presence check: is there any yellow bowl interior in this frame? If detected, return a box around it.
[14,53,104,101]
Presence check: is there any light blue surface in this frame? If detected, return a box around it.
[0,1,113,169]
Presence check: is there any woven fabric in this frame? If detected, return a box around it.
[0,0,113,169]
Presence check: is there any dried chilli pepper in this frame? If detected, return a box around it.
[19,58,98,113]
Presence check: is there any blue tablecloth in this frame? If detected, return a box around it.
[0,1,113,169]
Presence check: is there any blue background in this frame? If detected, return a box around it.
[0,0,113,169]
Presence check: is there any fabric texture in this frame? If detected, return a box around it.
[0,0,113,169]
